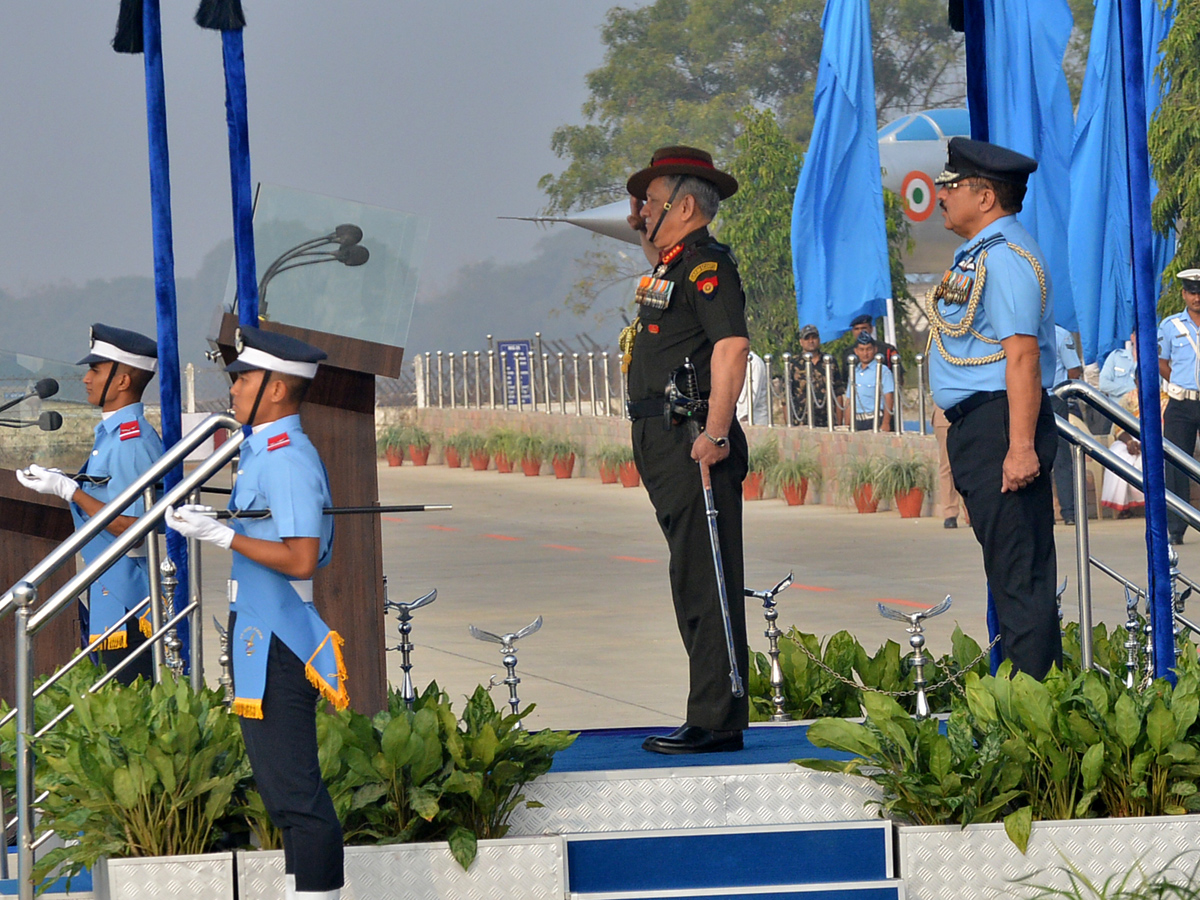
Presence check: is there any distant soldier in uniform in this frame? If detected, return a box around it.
[17,324,162,684]
[167,327,347,900]
[843,332,894,431]
[927,137,1062,679]
[790,324,844,427]
[1050,324,1083,524]
[622,145,750,754]
[849,314,899,368]
[1159,268,1200,545]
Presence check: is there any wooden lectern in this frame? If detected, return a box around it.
[216,312,401,715]
[0,473,82,705]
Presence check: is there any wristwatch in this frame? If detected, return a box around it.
[703,432,728,448]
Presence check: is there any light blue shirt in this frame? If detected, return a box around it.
[1054,325,1081,386]
[1099,344,1137,399]
[851,359,894,415]
[1158,312,1200,391]
[929,215,1056,409]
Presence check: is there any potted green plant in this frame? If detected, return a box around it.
[443,433,467,468]
[451,431,488,470]
[875,454,934,518]
[839,455,883,513]
[592,443,627,484]
[745,439,782,501]
[405,424,433,466]
[766,452,822,506]
[486,429,520,473]
[516,433,545,476]
[613,445,639,488]
[378,425,404,467]
[543,436,581,479]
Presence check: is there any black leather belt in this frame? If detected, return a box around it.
[944,390,1007,424]
[627,397,665,420]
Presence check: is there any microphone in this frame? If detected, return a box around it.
[0,378,60,415]
[338,244,370,266]
[0,411,63,430]
[333,224,364,246]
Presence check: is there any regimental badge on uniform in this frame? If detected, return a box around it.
[696,275,719,296]
[242,625,263,656]
[119,421,141,441]
[267,433,291,452]
[635,275,674,310]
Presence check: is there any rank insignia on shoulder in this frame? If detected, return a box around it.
[119,421,141,441]
[696,275,719,296]
[689,261,718,282]
[267,433,291,452]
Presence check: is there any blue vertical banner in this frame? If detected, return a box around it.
[1069,0,1133,364]
[791,0,890,340]
[979,0,1077,332]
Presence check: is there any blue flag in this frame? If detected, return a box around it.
[1069,0,1175,364]
[792,0,890,340]
[981,0,1077,332]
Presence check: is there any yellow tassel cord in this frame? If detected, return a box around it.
[232,698,264,719]
[90,630,128,651]
[305,630,350,711]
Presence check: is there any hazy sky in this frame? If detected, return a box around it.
[0,2,633,298]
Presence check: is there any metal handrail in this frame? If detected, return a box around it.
[27,418,243,636]
[1054,380,1200,487]
[0,413,240,621]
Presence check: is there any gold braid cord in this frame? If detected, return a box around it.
[926,243,1047,367]
[619,318,639,374]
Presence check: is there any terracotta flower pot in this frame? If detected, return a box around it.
[781,478,809,506]
[743,471,765,501]
[552,454,575,479]
[521,457,542,476]
[853,484,879,514]
[618,461,641,488]
[495,452,513,474]
[598,463,618,485]
[444,447,461,469]
[895,488,925,518]
[408,444,430,466]
[384,447,403,467]
[470,451,490,471]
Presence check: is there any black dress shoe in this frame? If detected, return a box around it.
[1062,516,1075,526]
[641,725,743,755]
[1171,535,1185,546]
[943,517,957,529]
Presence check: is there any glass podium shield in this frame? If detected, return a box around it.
[212,183,429,713]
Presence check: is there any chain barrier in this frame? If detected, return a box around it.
[781,631,1001,699]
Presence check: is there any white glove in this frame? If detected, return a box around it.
[16,465,78,502]
[165,504,236,550]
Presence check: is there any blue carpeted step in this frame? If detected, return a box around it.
[566,821,892,895]
[571,881,904,899]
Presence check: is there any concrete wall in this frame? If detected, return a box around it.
[381,407,941,513]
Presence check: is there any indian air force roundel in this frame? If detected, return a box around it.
[901,171,936,222]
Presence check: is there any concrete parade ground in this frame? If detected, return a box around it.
[195,461,1189,732]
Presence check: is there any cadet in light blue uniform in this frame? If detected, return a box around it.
[1099,335,1137,401]
[926,137,1061,680]
[845,332,894,431]
[167,327,345,900]
[1158,268,1200,544]
[17,324,162,684]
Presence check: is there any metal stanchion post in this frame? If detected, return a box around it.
[14,582,35,900]
[915,353,927,435]
[603,352,613,416]
[423,351,431,408]
[1073,443,1094,670]
[528,351,538,411]
[617,348,626,414]
[557,353,566,414]
[473,351,482,409]
[782,353,793,427]
[824,355,836,433]
[448,352,457,409]
[803,353,816,430]
[488,350,496,409]
[587,352,597,416]
[515,350,524,413]
[542,353,551,413]
[893,355,904,434]
[846,354,858,431]
[572,353,582,416]
[436,351,444,408]
[535,332,544,407]
[144,486,166,680]
[872,353,883,433]
[764,354,774,426]
[188,489,203,690]
[746,356,755,426]
[500,352,510,411]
